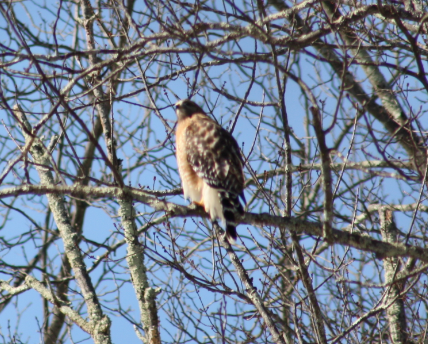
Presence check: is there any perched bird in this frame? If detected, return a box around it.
[175,99,245,241]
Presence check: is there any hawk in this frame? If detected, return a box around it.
[175,99,245,241]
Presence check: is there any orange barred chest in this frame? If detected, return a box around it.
[176,117,204,202]
[175,116,224,222]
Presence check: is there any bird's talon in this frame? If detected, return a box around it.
[192,200,204,208]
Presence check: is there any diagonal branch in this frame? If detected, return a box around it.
[214,223,287,344]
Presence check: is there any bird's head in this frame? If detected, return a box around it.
[175,99,205,120]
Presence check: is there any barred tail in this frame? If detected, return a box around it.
[219,191,244,241]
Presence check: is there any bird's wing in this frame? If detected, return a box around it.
[184,116,244,195]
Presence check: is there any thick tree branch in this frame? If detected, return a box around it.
[379,207,409,344]
[13,104,112,344]
[79,1,161,342]
[1,184,428,264]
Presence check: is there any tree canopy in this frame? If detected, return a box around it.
[0,0,428,343]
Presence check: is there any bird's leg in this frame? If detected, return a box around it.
[211,220,218,281]
[192,198,205,208]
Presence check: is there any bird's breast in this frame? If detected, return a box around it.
[176,119,203,202]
